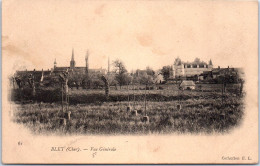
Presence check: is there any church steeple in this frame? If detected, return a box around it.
[71,49,75,60]
[209,59,212,65]
[70,48,76,69]
[85,50,89,75]
[208,59,213,69]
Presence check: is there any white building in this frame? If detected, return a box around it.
[170,57,213,79]
[180,80,196,90]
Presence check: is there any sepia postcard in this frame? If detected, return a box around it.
[2,0,258,164]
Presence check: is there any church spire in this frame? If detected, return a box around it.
[209,59,213,65]
[70,48,76,69]
[71,48,75,61]
[208,59,213,68]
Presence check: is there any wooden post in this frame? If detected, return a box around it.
[60,118,66,126]
[127,106,132,112]
[142,116,149,123]
[65,111,71,120]
[131,110,137,116]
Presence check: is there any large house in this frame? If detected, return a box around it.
[169,57,213,80]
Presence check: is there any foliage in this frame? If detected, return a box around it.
[41,75,60,88]
[161,65,171,81]
[68,72,85,89]
[113,59,131,87]
[133,67,157,85]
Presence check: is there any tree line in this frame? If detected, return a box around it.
[11,59,161,90]
[12,59,244,91]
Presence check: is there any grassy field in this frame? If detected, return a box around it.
[11,84,244,135]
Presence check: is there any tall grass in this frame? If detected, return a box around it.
[12,89,244,135]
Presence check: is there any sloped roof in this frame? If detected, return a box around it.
[180,80,195,86]
[183,61,207,66]
[54,67,69,71]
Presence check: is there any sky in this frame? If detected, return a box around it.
[2,0,257,73]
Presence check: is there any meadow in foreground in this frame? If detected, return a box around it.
[11,84,244,135]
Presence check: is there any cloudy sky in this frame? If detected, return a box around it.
[2,0,257,72]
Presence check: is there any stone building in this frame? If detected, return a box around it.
[169,57,213,79]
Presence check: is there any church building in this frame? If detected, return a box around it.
[53,49,107,75]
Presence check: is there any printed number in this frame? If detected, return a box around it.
[18,141,22,146]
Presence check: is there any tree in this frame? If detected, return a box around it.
[101,75,110,98]
[113,59,129,88]
[82,73,95,89]
[161,66,171,81]
[41,75,60,88]
[132,67,158,86]
[92,78,104,89]
[140,73,154,85]
[146,67,155,77]
[68,72,84,89]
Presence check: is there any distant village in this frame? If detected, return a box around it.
[14,49,244,89]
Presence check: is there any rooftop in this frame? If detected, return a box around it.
[180,80,195,86]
